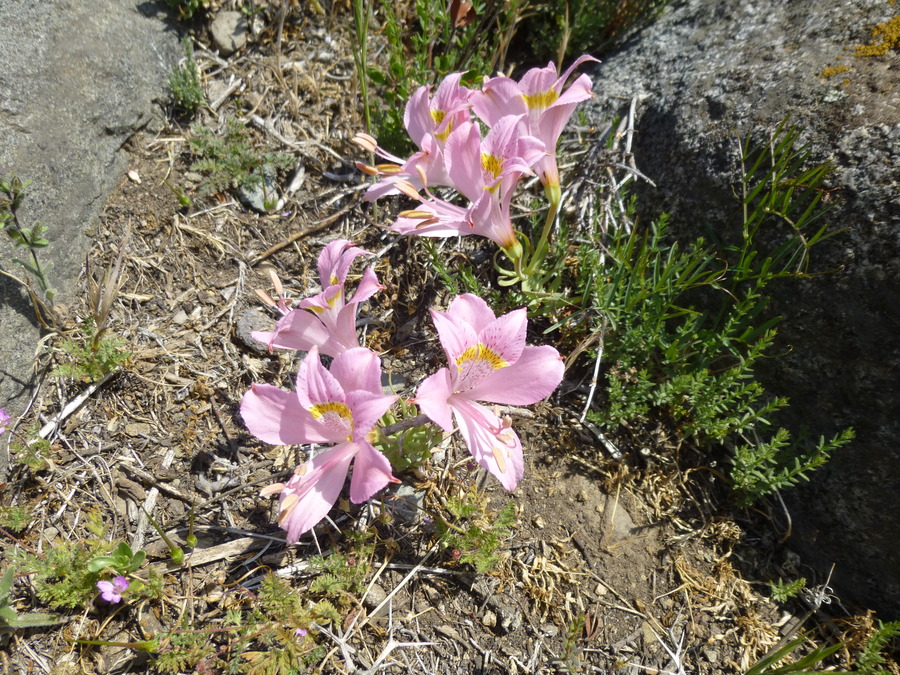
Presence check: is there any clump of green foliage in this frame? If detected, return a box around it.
[189,119,293,207]
[436,490,516,573]
[856,620,900,674]
[0,505,31,532]
[0,175,59,328]
[746,631,845,675]
[153,533,377,673]
[7,431,51,471]
[519,0,670,65]
[169,38,205,115]
[12,510,155,610]
[573,120,854,505]
[0,567,63,629]
[51,317,130,383]
[166,0,208,20]
[770,577,807,603]
[377,399,445,472]
[356,0,518,154]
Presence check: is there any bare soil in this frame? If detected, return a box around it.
[0,3,885,674]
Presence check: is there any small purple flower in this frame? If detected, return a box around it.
[294,628,308,639]
[0,408,10,435]
[97,576,129,603]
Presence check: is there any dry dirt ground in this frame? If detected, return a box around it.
[0,3,888,674]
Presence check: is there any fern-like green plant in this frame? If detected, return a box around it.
[578,120,852,505]
[169,37,205,115]
[856,620,900,674]
[189,119,293,201]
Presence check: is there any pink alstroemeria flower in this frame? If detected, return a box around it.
[471,55,598,199]
[252,239,383,358]
[390,115,544,251]
[355,73,473,200]
[414,294,564,490]
[242,346,398,542]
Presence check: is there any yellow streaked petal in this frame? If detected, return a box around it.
[492,446,507,474]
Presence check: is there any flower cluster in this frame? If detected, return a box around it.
[354,56,597,268]
[244,242,564,542]
[0,408,9,435]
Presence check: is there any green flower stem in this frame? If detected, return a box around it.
[523,197,559,279]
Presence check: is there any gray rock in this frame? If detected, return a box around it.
[210,11,249,57]
[0,1,181,466]
[237,164,279,213]
[583,0,900,615]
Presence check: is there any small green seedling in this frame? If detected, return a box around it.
[87,542,146,576]
[141,507,184,565]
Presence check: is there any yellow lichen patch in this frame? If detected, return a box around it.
[855,14,900,56]
[821,64,850,78]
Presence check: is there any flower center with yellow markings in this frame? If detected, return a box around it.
[308,401,354,439]
[523,89,559,111]
[454,343,508,391]
[481,153,503,180]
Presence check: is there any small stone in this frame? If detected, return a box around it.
[127,170,141,183]
[362,583,387,614]
[702,647,719,663]
[385,483,424,524]
[533,515,546,528]
[481,610,497,628]
[125,422,153,437]
[235,309,270,355]
[210,11,249,56]
[237,164,279,213]
[173,309,189,325]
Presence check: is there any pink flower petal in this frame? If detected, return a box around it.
[348,441,395,503]
[447,294,497,333]
[430,306,480,365]
[344,390,399,442]
[348,267,384,306]
[452,399,524,491]
[318,239,369,286]
[414,369,455,432]
[241,383,334,445]
[445,121,484,201]
[252,309,331,354]
[296,347,346,410]
[478,308,527,366]
[465,344,564,406]
[277,444,356,542]
[330,347,384,394]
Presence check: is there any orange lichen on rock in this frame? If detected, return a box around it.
[855,14,900,56]
[821,65,850,77]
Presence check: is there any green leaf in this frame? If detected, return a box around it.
[366,68,386,85]
[0,568,14,597]
[87,556,117,573]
